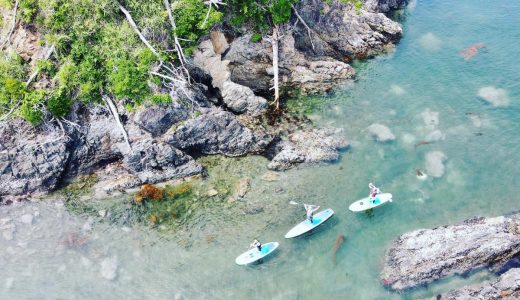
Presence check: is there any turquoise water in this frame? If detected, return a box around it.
[1,1,519,299]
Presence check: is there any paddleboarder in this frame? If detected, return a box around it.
[304,204,320,223]
[250,239,262,252]
[368,182,381,202]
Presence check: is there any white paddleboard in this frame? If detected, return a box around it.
[235,242,279,265]
[348,193,393,212]
[285,208,334,238]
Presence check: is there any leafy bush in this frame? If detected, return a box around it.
[250,33,262,43]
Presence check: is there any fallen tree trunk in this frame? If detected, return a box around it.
[271,25,281,110]
[103,95,132,152]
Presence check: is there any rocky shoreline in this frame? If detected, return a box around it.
[381,213,520,297]
[432,268,520,300]
[0,0,406,202]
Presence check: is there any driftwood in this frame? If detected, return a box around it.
[0,0,19,49]
[292,4,315,50]
[270,25,281,110]
[117,3,160,58]
[163,0,191,82]
[103,95,132,152]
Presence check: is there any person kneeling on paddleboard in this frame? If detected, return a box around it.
[368,183,381,203]
[304,204,320,223]
[250,239,262,252]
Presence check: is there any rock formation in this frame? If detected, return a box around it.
[381,214,520,291]
[432,268,519,300]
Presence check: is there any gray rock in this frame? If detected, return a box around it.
[100,256,118,280]
[381,214,520,291]
[221,81,268,116]
[193,39,268,116]
[133,102,188,136]
[224,32,356,95]
[166,110,270,156]
[123,139,203,184]
[431,268,520,300]
[364,0,408,13]
[268,127,349,170]
[65,107,127,178]
[0,119,71,197]
[293,0,402,59]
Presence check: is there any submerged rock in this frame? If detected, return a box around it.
[367,123,396,142]
[207,189,219,197]
[477,86,511,107]
[421,109,440,128]
[425,151,447,178]
[235,178,251,199]
[268,127,349,171]
[381,214,520,291]
[425,130,445,142]
[261,171,280,182]
[432,268,520,300]
[100,256,118,281]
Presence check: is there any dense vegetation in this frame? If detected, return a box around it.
[0,0,222,125]
[0,0,362,125]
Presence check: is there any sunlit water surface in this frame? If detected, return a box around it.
[2,1,519,299]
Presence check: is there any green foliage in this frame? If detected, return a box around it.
[47,89,71,117]
[151,94,171,104]
[0,0,13,9]
[0,0,231,125]
[250,33,262,43]
[20,89,45,125]
[172,0,223,53]
[227,0,297,32]
[36,59,57,77]
[19,0,39,23]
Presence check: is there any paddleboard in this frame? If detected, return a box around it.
[285,208,334,238]
[235,242,279,265]
[348,193,393,212]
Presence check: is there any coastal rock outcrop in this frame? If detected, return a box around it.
[193,39,268,116]
[194,0,403,97]
[133,102,188,136]
[165,110,271,156]
[431,268,520,300]
[268,127,349,170]
[0,119,71,197]
[380,214,520,291]
[364,0,408,13]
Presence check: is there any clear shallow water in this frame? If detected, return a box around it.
[2,1,520,299]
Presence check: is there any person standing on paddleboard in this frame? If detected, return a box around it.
[368,183,381,203]
[304,204,320,223]
[250,239,262,252]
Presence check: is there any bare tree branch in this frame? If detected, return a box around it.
[0,0,19,50]
[103,95,132,152]
[117,3,160,58]
[270,25,281,110]
[163,0,191,82]
[291,4,315,50]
